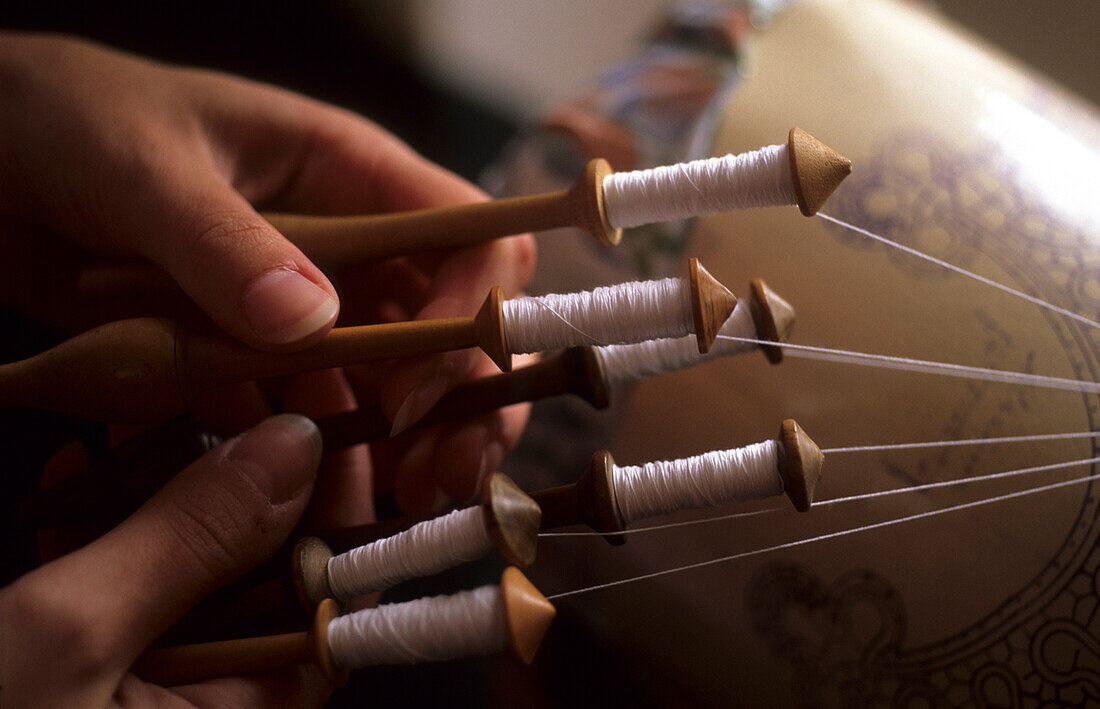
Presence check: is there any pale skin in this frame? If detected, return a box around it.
[0,33,535,706]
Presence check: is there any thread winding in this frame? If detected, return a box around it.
[602,143,796,229]
[327,507,492,599]
[613,439,783,524]
[327,584,504,667]
[502,277,694,354]
[598,299,757,386]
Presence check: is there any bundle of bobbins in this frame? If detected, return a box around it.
[17,276,794,531]
[7,129,851,681]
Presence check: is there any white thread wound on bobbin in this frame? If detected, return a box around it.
[502,277,694,355]
[327,506,492,600]
[602,143,796,229]
[327,584,505,667]
[598,299,757,386]
[613,440,783,524]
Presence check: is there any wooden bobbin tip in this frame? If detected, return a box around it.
[292,536,336,614]
[688,257,738,354]
[311,598,349,687]
[500,566,556,665]
[475,285,513,372]
[570,158,623,247]
[747,278,796,364]
[787,127,852,217]
[777,419,825,512]
[483,472,543,567]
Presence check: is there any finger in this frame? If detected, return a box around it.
[397,353,534,505]
[158,664,331,708]
[133,163,340,350]
[25,414,322,666]
[380,233,537,435]
[282,368,376,530]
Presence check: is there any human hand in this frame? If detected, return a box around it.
[0,33,535,513]
[0,415,331,708]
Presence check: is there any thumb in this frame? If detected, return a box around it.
[36,414,322,669]
[127,169,339,350]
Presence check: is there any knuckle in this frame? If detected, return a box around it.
[182,211,274,275]
[159,471,266,585]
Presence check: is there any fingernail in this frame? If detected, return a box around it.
[243,268,338,344]
[390,376,449,437]
[228,414,322,504]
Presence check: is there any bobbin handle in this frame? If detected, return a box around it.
[133,599,346,687]
[317,346,609,449]
[0,317,184,422]
[0,288,510,422]
[76,159,621,297]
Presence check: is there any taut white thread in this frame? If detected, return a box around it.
[327,584,504,666]
[503,277,693,354]
[598,299,758,386]
[602,143,796,229]
[717,335,1100,394]
[327,507,491,599]
[822,430,1100,454]
[613,440,783,525]
[817,213,1100,331]
[547,471,1100,600]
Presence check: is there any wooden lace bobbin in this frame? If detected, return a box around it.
[326,567,555,668]
[317,344,611,449]
[533,419,824,544]
[294,473,542,612]
[0,261,734,423]
[77,129,849,298]
[0,287,506,423]
[135,569,555,685]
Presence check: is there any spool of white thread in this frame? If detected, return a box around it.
[602,143,797,229]
[327,584,505,666]
[612,440,784,524]
[326,507,492,600]
[502,277,694,355]
[597,299,758,386]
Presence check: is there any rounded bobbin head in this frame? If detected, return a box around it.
[569,158,622,247]
[500,567,556,665]
[777,419,825,512]
[577,449,627,546]
[292,536,337,614]
[475,285,512,372]
[311,598,349,686]
[688,258,739,354]
[787,127,852,217]
[482,472,543,567]
[747,278,796,364]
